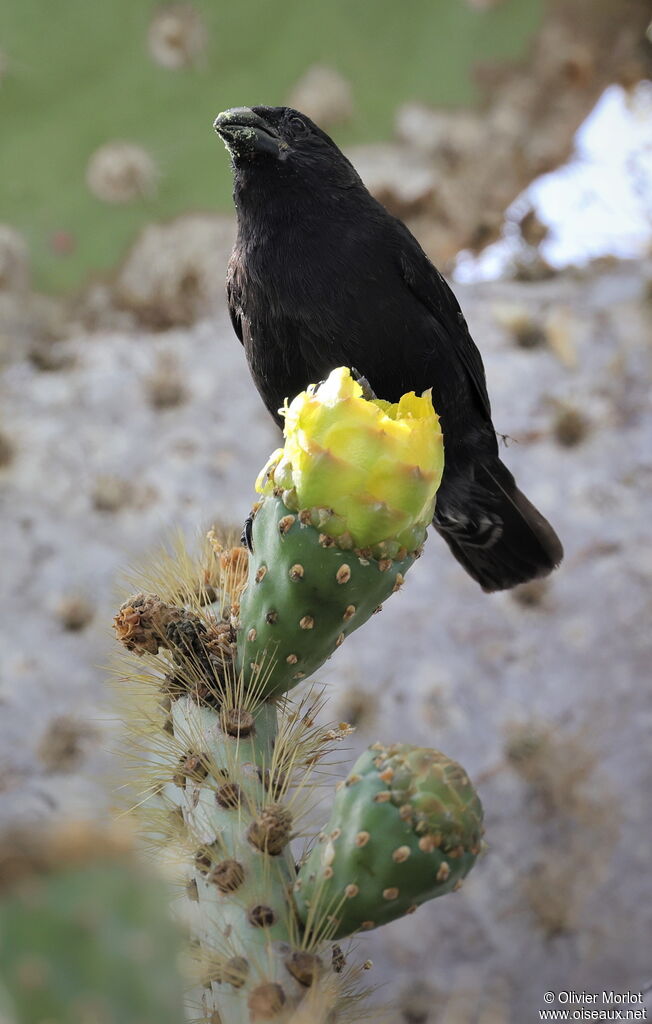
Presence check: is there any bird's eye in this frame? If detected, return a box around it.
[289,115,309,136]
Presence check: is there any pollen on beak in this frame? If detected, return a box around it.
[214,107,283,159]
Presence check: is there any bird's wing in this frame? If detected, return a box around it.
[226,256,244,346]
[398,239,492,421]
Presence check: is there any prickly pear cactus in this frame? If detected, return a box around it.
[236,495,416,698]
[294,743,484,940]
[0,827,186,1024]
[113,366,486,1023]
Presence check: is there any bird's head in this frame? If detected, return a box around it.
[213,105,360,196]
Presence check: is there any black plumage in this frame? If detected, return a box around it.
[214,105,563,592]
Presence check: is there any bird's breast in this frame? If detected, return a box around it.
[233,222,455,413]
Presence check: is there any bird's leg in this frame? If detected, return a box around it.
[241,511,254,551]
[350,366,377,402]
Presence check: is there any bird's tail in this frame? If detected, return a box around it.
[433,458,563,593]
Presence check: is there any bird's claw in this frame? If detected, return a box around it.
[350,366,377,401]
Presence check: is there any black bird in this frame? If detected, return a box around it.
[213,105,563,592]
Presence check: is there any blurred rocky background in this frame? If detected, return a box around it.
[1,1,652,1022]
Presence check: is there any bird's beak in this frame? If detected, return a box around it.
[213,107,284,160]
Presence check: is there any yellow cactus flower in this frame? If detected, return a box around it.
[256,367,444,551]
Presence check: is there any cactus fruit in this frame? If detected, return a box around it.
[236,494,417,699]
[0,824,186,1024]
[293,743,484,940]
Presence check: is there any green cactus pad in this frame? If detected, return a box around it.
[0,852,185,1024]
[236,495,420,699]
[293,743,484,940]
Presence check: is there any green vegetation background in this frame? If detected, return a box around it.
[0,0,541,294]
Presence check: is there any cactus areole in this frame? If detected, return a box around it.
[237,367,444,699]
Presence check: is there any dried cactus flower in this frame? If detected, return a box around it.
[113,592,183,655]
[86,142,159,204]
[147,3,208,70]
[219,545,249,590]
